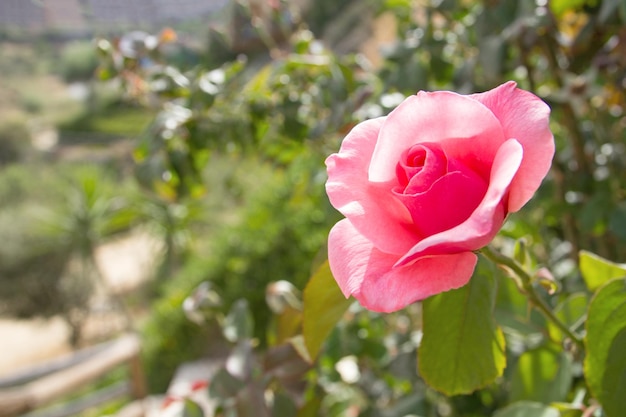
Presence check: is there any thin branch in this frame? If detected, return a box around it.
[481,245,585,350]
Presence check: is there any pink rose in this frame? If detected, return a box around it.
[325,81,554,312]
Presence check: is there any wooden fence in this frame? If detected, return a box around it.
[0,333,146,417]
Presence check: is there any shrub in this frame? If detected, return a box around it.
[57,41,99,82]
[0,119,31,166]
[141,152,336,392]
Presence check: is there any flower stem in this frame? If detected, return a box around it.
[481,245,584,350]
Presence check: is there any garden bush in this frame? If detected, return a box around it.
[141,150,335,392]
[56,40,99,82]
[0,119,31,166]
[0,162,141,345]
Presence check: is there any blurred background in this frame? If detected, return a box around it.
[0,0,624,416]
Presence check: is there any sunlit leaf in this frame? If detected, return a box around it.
[243,64,273,96]
[584,278,626,417]
[513,239,534,272]
[579,250,626,292]
[551,402,584,417]
[302,260,353,361]
[550,0,588,17]
[384,0,412,10]
[275,306,302,345]
[418,255,506,395]
[510,345,573,403]
[494,401,560,417]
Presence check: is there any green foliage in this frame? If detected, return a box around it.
[142,285,217,391]
[580,250,626,291]
[493,402,560,417]
[0,119,31,166]
[0,43,41,76]
[141,153,334,392]
[418,256,506,395]
[547,293,588,342]
[584,278,626,417]
[35,0,623,413]
[302,261,353,361]
[0,162,139,345]
[509,346,573,404]
[58,100,154,140]
[550,0,595,17]
[56,41,99,82]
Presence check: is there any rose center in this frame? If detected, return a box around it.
[393,142,489,237]
[395,143,447,194]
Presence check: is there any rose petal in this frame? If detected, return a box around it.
[369,91,506,183]
[327,219,478,312]
[395,138,524,265]
[359,252,478,313]
[326,118,418,255]
[397,142,447,194]
[327,218,396,298]
[395,169,488,237]
[471,81,554,212]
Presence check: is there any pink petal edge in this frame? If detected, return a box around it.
[327,218,396,298]
[326,118,418,255]
[359,251,478,312]
[471,81,554,212]
[327,219,478,313]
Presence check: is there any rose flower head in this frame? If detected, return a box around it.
[325,81,554,312]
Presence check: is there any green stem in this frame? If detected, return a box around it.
[481,245,584,350]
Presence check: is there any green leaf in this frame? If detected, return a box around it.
[296,389,323,417]
[584,278,626,417]
[418,255,506,395]
[384,0,412,10]
[513,239,536,272]
[547,293,587,342]
[551,402,584,417]
[494,401,560,417]
[510,345,573,403]
[549,0,588,17]
[579,250,626,292]
[302,260,353,361]
[223,299,254,343]
[274,306,302,345]
[271,391,298,417]
[226,340,254,380]
[182,399,205,417]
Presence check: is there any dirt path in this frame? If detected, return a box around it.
[0,232,159,377]
[0,318,71,376]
